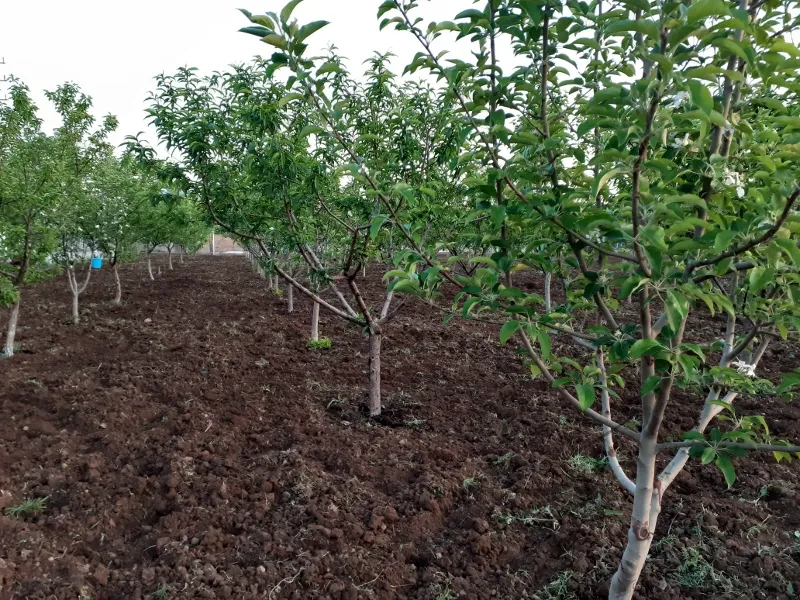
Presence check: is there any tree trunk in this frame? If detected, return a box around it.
[368,331,382,417]
[168,247,174,270]
[4,296,21,357]
[609,435,661,599]
[287,283,294,313]
[544,271,552,313]
[147,254,154,280]
[113,264,122,305]
[72,288,80,324]
[311,301,320,341]
[180,249,185,264]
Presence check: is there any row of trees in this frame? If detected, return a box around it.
[0,80,210,356]
[128,0,800,597]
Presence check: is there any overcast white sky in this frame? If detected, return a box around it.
[1,0,467,148]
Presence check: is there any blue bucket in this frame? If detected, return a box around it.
[90,257,103,270]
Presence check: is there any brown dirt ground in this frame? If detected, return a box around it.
[0,256,798,600]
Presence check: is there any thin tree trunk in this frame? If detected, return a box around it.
[72,289,80,324]
[180,249,185,265]
[368,331,382,417]
[68,266,92,325]
[147,254,154,280]
[4,297,21,357]
[609,434,660,599]
[168,247,174,270]
[311,301,320,341]
[113,264,122,305]
[544,271,552,313]
[287,283,294,313]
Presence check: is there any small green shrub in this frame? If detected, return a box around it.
[538,571,576,600]
[307,337,332,350]
[568,454,608,476]
[5,496,48,519]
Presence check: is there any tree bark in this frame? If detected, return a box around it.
[68,265,92,325]
[72,289,80,324]
[147,254,154,280]
[368,331,382,417]
[168,247,174,270]
[4,296,21,357]
[180,249,185,264]
[287,283,294,313]
[544,271,552,313]
[311,301,320,341]
[113,264,122,305]
[609,434,660,599]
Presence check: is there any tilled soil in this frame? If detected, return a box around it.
[0,256,798,600]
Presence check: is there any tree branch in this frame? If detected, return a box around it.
[518,329,640,444]
[656,441,800,454]
[687,185,799,274]
[597,349,636,494]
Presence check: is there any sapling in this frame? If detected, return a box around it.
[373,1,800,598]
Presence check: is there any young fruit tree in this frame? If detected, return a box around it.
[0,81,65,354]
[79,155,149,304]
[242,0,800,597]
[139,56,464,416]
[371,0,800,597]
[46,83,119,325]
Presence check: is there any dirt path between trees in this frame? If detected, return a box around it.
[1,256,798,599]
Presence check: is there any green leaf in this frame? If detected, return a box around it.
[605,19,660,41]
[239,25,273,37]
[592,168,623,200]
[707,399,734,413]
[529,363,542,378]
[576,383,595,411]
[748,266,773,294]
[641,375,661,397]
[383,269,407,280]
[681,430,705,441]
[701,447,716,465]
[296,20,329,43]
[665,290,689,333]
[687,0,730,24]
[262,33,287,49]
[377,0,395,18]
[714,230,737,254]
[538,329,552,359]
[299,124,324,137]
[577,119,598,137]
[499,320,522,344]
[619,276,647,299]
[629,338,664,359]
[455,8,485,20]
[280,0,304,24]
[715,453,736,488]
[688,80,713,115]
[317,61,343,76]
[369,214,388,240]
[775,239,800,266]
[278,92,304,107]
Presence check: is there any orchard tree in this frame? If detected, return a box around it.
[241,0,800,597]
[80,156,148,304]
[141,57,463,415]
[47,83,118,325]
[0,81,63,354]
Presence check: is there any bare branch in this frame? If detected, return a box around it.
[597,349,636,494]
